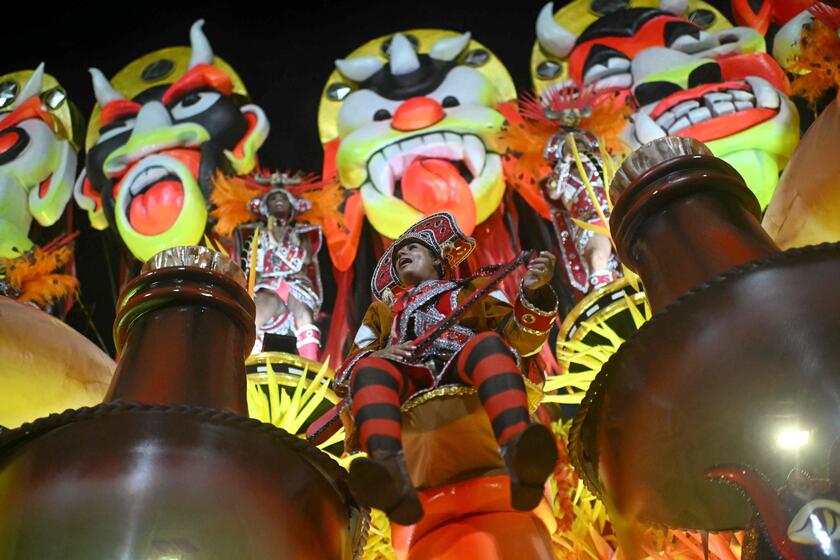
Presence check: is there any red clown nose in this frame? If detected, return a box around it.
[391,97,445,131]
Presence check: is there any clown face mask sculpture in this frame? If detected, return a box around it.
[0,65,82,258]
[74,20,269,262]
[533,0,800,207]
[318,30,516,269]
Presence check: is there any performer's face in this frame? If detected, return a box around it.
[266,192,291,220]
[395,241,441,287]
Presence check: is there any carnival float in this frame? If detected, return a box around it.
[2,0,840,558]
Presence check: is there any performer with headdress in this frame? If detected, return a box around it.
[333,212,559,526]
[248,174,324,360]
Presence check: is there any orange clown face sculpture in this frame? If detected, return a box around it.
[74,20,269,262]
[318,30,516,269]
[533,0,800,207]
[0,65,82,258]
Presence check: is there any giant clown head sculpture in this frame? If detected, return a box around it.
[0,65,82,258]
[74,20,269,262]
[318,30,516,269]
[532,0,800,207]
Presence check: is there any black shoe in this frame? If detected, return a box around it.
[349,450,424,525]
[500,423,558,511]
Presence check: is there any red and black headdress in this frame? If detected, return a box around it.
[371,212,475,302]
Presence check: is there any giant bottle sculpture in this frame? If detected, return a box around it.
[571,137,840,534]
[0,246,361,559]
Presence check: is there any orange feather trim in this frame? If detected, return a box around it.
[790,9,840,102]
[499,89,630,195]
[210,171,346,238]
[210,172,267,238]
[297,176,347,233]
[1,245,78,308]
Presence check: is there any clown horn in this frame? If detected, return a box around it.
[536,2,577,58]
[14,62,45,108]
[89,68,124,106]
[429,32,472,62]
[188,19,214,68]
[660,0,688,15]
[334,56,384,82]
[389,33,421,75]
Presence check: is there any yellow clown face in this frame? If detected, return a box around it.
[73,20,269,262]
[531,0,800,208]
[319,30,516,239]
[0,65,82,258]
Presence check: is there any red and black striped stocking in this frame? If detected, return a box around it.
[350,357,415,455]
[454,332,530,446]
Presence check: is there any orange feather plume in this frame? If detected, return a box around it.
[499,86,630,195]
[790,4,840,102]
[210,173,267,238]
[210,171,346,238]
[1,245,78,308]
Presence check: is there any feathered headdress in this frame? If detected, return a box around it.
[500,83,629,196]
[210,170,343,238]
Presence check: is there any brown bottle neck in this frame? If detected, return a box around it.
[610,155,779,312]
[107,267,256,414]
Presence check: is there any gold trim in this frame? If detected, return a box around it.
[529,0,733,97]
[554,277,649,373]
[318,28,516,145]
[246,351,334,378]
[519,284,559,317]
[401,378,543,414]
[514,316,552,337]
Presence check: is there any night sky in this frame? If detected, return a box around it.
[4,0,732,353]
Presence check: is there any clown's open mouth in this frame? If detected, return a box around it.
[365,131,496,201]
[118,155,188,237]
[633,77,780,144]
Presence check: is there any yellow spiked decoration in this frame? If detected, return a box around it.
[245,353,344,451]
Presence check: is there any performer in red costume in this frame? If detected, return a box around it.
[337,212,559,525]
[250,184,323,359]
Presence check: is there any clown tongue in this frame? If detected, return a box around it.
[401,158,477,235]
[129,178,184,236]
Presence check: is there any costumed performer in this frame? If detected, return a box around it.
[250,180,323,360]
[337,212,559,525]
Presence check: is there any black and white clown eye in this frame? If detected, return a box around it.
[442,95,460,108]
[97,118,137,144]
[373,109,392,121]
[169,91,221,120]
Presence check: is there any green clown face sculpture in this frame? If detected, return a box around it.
[533,0,800,208]
[317,30,517,270]
[0,65,82,258]
[73,20,269,262]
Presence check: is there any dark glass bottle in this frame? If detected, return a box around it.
[0,247,361,559]
[572,138,840,531]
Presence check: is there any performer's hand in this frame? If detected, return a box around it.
[523,251,556,291]
[371,341,416,361]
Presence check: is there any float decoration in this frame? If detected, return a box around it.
[0,234,78,309]
[0,246,362,557]
[0,294,114,430]
[318,28,517,268]
[0,64,83,260]
[532,0,800,209]
[571,136,840,535]
[74,20,270,262]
